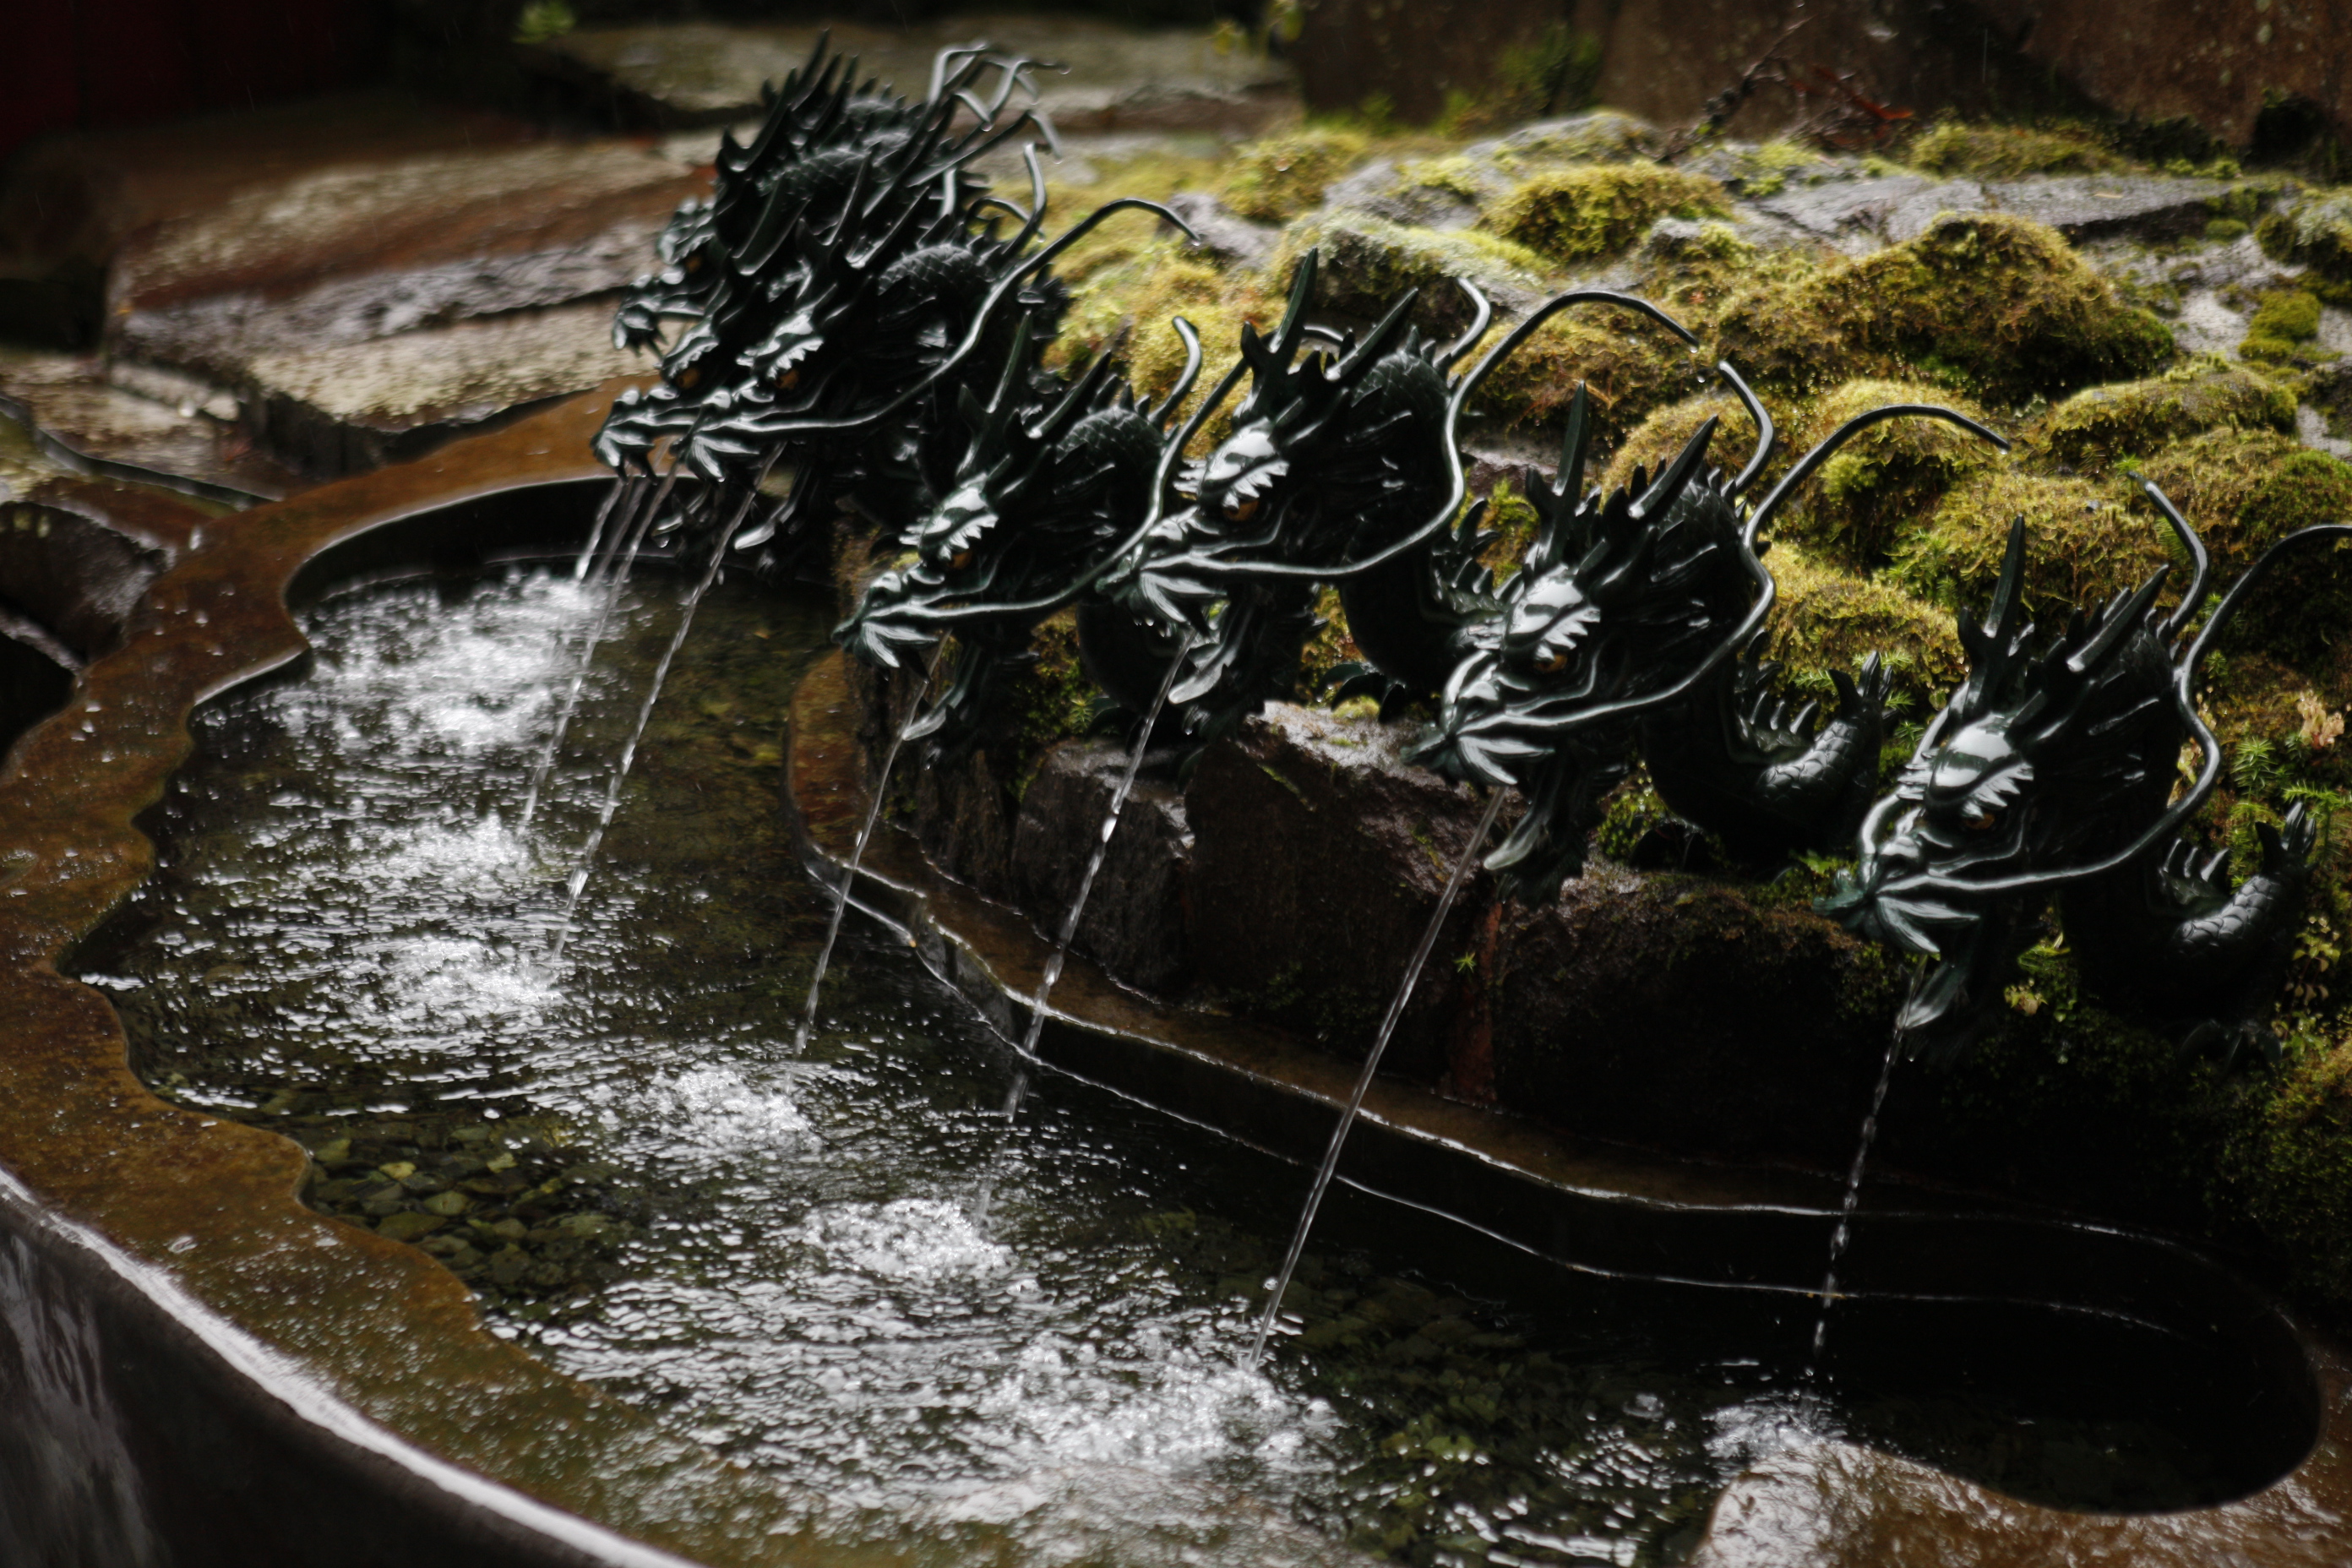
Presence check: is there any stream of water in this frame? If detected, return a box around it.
[74,562,2258,1564]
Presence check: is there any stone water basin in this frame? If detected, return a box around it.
[0,386,2348,1565]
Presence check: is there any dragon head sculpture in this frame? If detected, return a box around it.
[1823,487,2350,1064]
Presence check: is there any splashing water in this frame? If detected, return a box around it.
[1250,787,1507,1365]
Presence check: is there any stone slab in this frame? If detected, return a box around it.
[1160,191,1282,270]
[240,303,646,477]
[1984,174,2236,242]
[0,90,540,281]
[107,139,705,383]
[520,16,1296,133]
[1744,175,1989,249]
[1010,740,1193,994]
[0,351,299,502]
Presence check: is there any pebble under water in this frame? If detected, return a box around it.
[77,563,2249,1565]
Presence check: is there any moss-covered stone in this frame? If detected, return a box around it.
[2240,288,2329,365]
[2136,428,2352,657]
[1892,468,2165,621]
[2257,191,2352,285]
[1767,539,1966,713]
[1714,213,2175,405]
[1279,212,1551,337]
[2033,360,2297,468]
[1217,128,1370,222]
[1906,121,2133,180]
[2231,1038,2352,1304]
[1782,378,2003,569]
[1480,164,1729,267]
[1049,244,1274,448]
[1470,305,1710,436]
[1597,392,1759,499]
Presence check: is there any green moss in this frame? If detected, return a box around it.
[2136,429,2352,658]
[1280,214,1551,336]
[2232,1038,2352,1304]
[2206,217,2250,243]
[1892,469,2166,623]
[1049,245,1273,449]
[1725,139,1837,200]
[2240,288,2330,365]
[1217,128,1370,222]
[1714,213,2175,405]
[1767,539,1966,714]
[2033,360,2297,469]
[1906,121,2133,180]
[1783,378,2002,570]
[1481,165,1729,267]
[2257,192,2352,281]
[1597,392,1757,502]
[1592,770,1670,863]
[1469,306,1709,436]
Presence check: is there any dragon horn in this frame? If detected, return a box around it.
[1144,317,1205,427]
[1433,280,1494,373]
[1268,250,1320,364]
[1714,361,1777,498]
[2066,564,2172,678]
[1326,285,1423,384]
[1630,416,1719,521]
[1031,340,1119,444]
[2139,476,2214,639]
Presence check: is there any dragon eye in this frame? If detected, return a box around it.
[1222,494,1260,523]
[677,366,700,390]
[1962,803,2000,830]
[776,367,800,390]
[1533,649,1568,674]
[950,550,972,571]
[683,253,703,274]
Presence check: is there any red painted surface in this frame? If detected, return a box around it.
[0,0,388,165]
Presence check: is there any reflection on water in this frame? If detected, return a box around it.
[77,566,2240,1564]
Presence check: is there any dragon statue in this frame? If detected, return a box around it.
[1413,397,2005,904]
[834,314,1208,760]
[591,35,1186,575]
[1822,493,2347,1066]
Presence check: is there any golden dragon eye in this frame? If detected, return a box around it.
[950,550,973,572]
[1222,494,1260,523]
[677,366,700,390]
[776,367,800,390]
[1533,649,1568,674]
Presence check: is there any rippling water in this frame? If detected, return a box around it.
[79,564,2236,1565]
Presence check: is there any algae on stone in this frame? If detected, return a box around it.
[1217,128,1371,222]
[2136,428,2352,656]
[2257,191,2352,296]
[1481,164,1729,268]
[2034,361,2296,468]
[1783,378,2002,570]
[1907,121,2133,181]
[1892,468,2167,623]
[1470,305,1709,437]
[1766,539,1965,713]
[2240,288,2328,364]
[1280,212,1551,335]
[1713,213,2174,405]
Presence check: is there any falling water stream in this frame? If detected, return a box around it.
[74,558,2273,1563]
[1805,1031,1907,1384]
[1251,789,1508,1366]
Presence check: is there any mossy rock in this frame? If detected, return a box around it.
[1631,219,1821,333]
[1597,391,1761,500]
[1714,213,2175,405]
[1782,378,2003,570]
[2033,361,2297,469]
[2241,288,2331,365]
[2232,1039,2352,1305]
[1766,539,1965,713]
[1279,213,1550,338]
[2136,428,2352,658]
[1892,468,2168,623]
[1480,164,1729,268]
[1476,110,1661,168]
[1217,128,1371,223]
[1470,303,1711,437]
[1049,244,1273,448]
[2257,191,2352,284]
[1905,121,2133,181]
